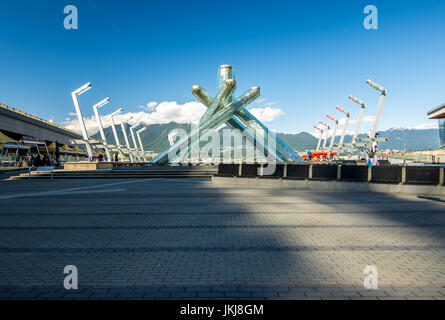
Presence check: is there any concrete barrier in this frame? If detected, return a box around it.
[212,176,445,196]
[64,162,113,170]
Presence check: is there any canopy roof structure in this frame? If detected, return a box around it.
[428,103,445,119]
[46,141,57,152]
[0,130,19,145]
[1,144,30,150]
[61,144,72,151]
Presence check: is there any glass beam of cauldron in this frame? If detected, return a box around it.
[151,87,261,164]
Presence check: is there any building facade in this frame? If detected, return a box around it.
[427,103,445,149]
[439,119,445,148]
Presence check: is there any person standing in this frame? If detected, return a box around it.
[42,154,50,166]
[367,152,379,167]
[32,154,41,168]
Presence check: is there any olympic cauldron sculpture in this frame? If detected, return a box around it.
[150,65,302,164]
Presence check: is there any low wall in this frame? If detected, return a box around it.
[212,176,445,196]
[64,162,218,171]
[64,162,113,170]
[214,163,445,196]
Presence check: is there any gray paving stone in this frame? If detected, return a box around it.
[406,296,436,300]
[0,178,444,300]
[116,293,145,299]
[143,292,171,299]
[212,287,238,292]
[160,287,185,293]
[225,292,252,298]
[198,292,225,298]
[322,297,349,300]
[170,292,198,298]
[186,287,212,292]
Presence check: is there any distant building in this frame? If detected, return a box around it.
[427,103,445,149]
[0,102,81,144]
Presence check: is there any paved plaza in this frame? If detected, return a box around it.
[0,177,444,299]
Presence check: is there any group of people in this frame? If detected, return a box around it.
[1,154,59,168]
[3,156,31,168]
[91,152,120,162]
[31,154,58,167]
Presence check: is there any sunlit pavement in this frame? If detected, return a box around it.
[0,178,445,300]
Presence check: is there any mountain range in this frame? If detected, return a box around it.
[91,122,441,153]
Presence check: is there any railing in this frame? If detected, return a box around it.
[286,164,309,179]
[311,164,337,180]
[406,166,440,185]
[219,164,240,177]
[371,166,402,184]
[217,163,445,187]
[29,166,54,180]
[241,164,261,177]
[340,165,368,182]
[261,164,285,178]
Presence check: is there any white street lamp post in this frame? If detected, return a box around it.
[121,117,133,150]
[110,108,123,147]
[319,121,330,148]
[136,127,147,152]
[71,82,93,158]
[130,124,139,150]
[109,108,126,162]
[129,124,143,162]
[336,106,350,148]
[326,114,339,150]
[366,79,387,138]
[314,126,323,151]
[121,117,135,162]
[348,95,366,151]
[92,97,111,161]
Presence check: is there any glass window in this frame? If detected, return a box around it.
[439,119,445,149]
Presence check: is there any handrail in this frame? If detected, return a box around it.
[28,166,54,181]
[28,166,33,180]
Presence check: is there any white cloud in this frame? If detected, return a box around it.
[139,101,158,111]
[249,107,285,122]
[347,115,375,125]
[68,112,77,117]
[142,101,206,124]
[253,97,277,107]
[63,99,285,135]
[362,116,376,123]
[63,101,207,135]
[338,117,348,125]
[254,98,266,104]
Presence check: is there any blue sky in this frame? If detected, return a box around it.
[1,0,444,134]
